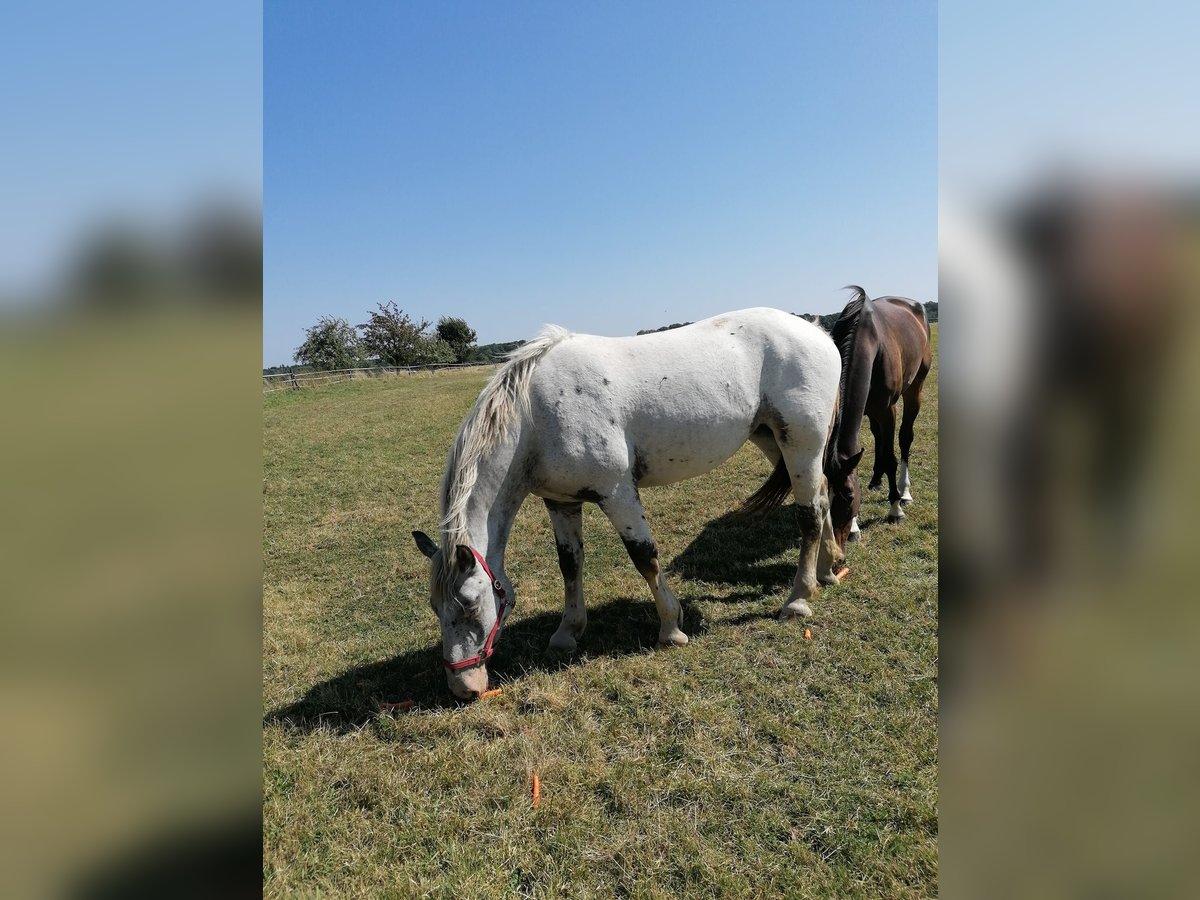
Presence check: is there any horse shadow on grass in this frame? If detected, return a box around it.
[669,501,888,594]
[668,502,808,592]
[264,597,709,735]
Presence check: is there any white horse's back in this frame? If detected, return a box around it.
[527,308,840,496]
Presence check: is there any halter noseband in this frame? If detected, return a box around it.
[443,546,510,672]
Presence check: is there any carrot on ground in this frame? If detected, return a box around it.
[532,772,541,809]
[480,688,502,699]
[380,700,415,712]
[803,627,813,640]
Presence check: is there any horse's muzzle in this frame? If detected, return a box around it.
[447,665,488,700]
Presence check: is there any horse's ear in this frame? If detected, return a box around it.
[412,530,438,559]
[845,448,865,471]
[455,545,476,572]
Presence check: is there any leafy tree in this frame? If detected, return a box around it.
[358,302,438,366]
[435,316,478,362]
[294,317,364,371]
[412,337,457,365]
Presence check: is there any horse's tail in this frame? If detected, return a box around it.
[739,380,842,518]
[737,457,792,517]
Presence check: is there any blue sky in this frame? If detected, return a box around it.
[265,2,935,366]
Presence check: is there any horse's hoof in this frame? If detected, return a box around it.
[818,570,841,586]
[900,494,913,506]
[846,529,860,543]
[548,629,578,653]
[779,600,813,620]
[886,514,906,524]
[868,481,883,492]
[658,627,689,647]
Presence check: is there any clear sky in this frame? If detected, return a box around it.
[265,1,935,366]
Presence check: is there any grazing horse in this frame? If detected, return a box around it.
[412,308,843,699]
[825,286,932,545]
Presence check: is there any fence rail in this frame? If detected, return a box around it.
[263,362,498,393]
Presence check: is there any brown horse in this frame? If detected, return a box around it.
[824,286,932,545]
[739,287,931,552]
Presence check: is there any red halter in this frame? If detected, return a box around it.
[443,546,510,672]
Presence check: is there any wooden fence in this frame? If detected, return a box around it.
[263,362,498,393]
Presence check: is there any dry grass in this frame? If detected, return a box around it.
[264,327,938,898]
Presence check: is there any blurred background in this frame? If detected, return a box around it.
[940,1,1200,895]
[0,2,261,897]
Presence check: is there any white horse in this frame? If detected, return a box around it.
[412,308,844,699]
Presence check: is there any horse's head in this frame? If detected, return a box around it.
[412,530,505,700]
[828,447,865,551]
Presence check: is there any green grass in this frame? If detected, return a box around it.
[264,328,938,898]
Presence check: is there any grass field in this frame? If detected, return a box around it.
[264,326,937,898]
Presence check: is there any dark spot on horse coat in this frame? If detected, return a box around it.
[573,488,605,503]
[609,418,616,425]
[632,448,649,484]
[575,386,583,394]
[543,498,578,514]
[602,378,610,385]
[621,537,660,578]
[554,540,581,581]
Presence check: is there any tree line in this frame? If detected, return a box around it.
[289,302,517,371]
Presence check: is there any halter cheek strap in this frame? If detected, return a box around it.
[444,547,510,672]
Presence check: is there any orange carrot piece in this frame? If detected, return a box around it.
[803,627,813,640]
[532,772,541,809]
[480,688,502,699]
[380,700,415,712]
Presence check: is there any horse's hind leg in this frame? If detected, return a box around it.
[779,455,835,619]
[897,367,929,507]
[544,499,586,652]
[599,486,688,647]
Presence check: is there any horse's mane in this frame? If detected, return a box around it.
[438,325,571,569]
[825,286,871,469]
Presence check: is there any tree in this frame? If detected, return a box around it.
[294,317,363,371]
[412,337,457,365]
[435,316,478,362]
[358,301,437,366]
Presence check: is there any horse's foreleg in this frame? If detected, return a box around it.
[867,414,886,491]
[875,405,905,522]
[599,488,687,647]
[897,369,928,506]
[544,500,586,652]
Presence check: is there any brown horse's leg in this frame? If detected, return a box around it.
[877,404,905,522]
[898,367,929,506]
[867,413,886,491]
